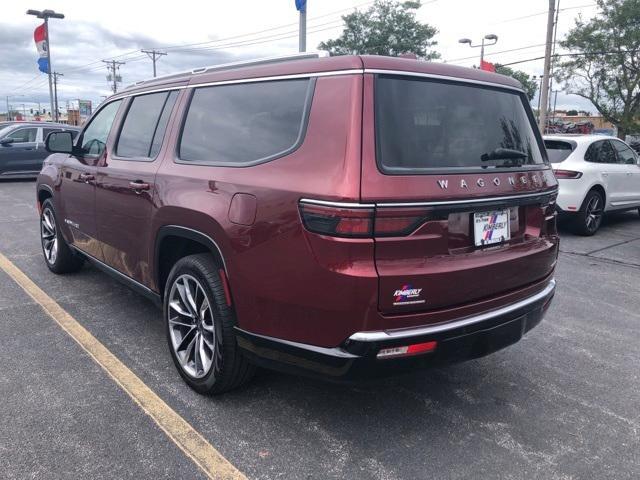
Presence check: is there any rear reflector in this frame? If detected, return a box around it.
[553,169,582,179]
[377,340,437,359]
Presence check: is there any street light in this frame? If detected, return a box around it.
[26,9,64,122]
[458,33,499,64]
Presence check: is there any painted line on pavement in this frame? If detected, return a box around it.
[0,251,246,480]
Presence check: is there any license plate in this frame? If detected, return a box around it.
[474,210,510,246]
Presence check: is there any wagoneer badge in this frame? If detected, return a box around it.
[437,175,541,189]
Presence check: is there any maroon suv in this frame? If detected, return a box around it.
[37,53,558,394]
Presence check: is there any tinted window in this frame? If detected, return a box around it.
[116,91,177,159]
[585,140,617,164]
[544,140,575,163]
[611,140,637,164]
[81,100,122,158]
[7,128,37,143]
[179,79,311,165]
[375,75,544,173]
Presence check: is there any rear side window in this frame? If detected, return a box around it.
[375,75,545,173]
[544,140,575,163]
[116,91,178,159]
[178,79,312,166]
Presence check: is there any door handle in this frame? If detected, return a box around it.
[627,172,633,176]
[129,181,150,194]
[602,172,608,177]
[79,173,95,183]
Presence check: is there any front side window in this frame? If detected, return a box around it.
[7,128,37,143]
[375,75,545,173]
[80,100,122,158]
[611,140,637,165]
[116,91,178,159]
[179,79,312,165]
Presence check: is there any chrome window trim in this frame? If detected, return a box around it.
[349,278,556,342]
[111,69,363,101]
[364,68,525,92]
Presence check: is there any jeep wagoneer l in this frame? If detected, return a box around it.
[37,52,558,394]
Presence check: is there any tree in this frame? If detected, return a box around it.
[567,109,579,116]
[494,65,537,100]
[555,0,640,138]
[318,1,439,60]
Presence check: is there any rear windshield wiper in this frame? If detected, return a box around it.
[480,148,528,167]
[481,148,528,162]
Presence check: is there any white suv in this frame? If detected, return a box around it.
[544,134,640,235]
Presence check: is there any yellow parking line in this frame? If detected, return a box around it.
[0,252,246,480]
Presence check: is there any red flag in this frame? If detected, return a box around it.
[480,60,496,72]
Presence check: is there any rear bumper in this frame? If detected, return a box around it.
[236,278,556,381]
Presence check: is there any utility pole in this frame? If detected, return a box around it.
[52,72,63,122]
[141,49,167,78]
[5,96,10,121]
[26,9,64,126]
[103,60,125,94]
[548,0,561,113]
[297,0,307,52]
[538,0,556,134]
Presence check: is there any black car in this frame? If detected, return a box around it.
[0,122,80,178]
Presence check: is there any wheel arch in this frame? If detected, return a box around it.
[154,225,229,299]
[37,184,54,207]
[586,183,606,209]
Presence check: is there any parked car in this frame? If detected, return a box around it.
[544,134,640,235]
[36,53,558,394]
[0,122,80,178]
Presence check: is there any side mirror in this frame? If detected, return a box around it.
[46,131,74,154]
[0,138,14,146]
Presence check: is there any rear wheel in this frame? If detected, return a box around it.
[40,199,84,273]
[164,253,255,394]
[574,190,604,236]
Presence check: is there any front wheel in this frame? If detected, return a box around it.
[40,199,84,273]
[164,254,255,394]
[574,190,604,236]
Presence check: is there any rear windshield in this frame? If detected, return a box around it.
[544,139,575,163]
[375,75,545,173]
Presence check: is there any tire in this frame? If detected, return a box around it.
[40,199,84,274]
[163,253,255,394]
[573,190,604,236]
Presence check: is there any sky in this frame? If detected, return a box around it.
[0,0,600,114]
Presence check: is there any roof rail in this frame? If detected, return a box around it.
[126,50,330,90]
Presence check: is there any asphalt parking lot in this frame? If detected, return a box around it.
[0,179,638,480]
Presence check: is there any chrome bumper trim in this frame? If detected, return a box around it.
[348,279,556,342]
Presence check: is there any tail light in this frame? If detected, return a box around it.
[553,169,582,179]
[299,203,374,238]
[299,202,429,238]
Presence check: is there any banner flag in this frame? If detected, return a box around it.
[34,23,49,73]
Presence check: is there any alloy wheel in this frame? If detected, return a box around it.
[41,208,58,265]
[585,195,603,232]
[168,274,216,379]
